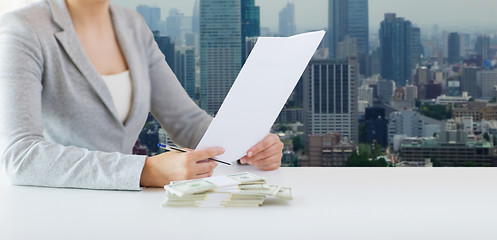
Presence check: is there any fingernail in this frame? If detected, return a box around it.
[248,152,253,158]
[240,158,246,164]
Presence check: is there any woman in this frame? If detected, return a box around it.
[0,0,283,190]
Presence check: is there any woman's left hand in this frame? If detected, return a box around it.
[240,134,283,171]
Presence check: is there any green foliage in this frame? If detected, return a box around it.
[483,133,491,142]
[278,124,288,132]
[345,150,388,167]
[419,103,452,120]
[463,162,477,167]
[490,97,497,103]
[292,136,303,152]
[431,157,442,167]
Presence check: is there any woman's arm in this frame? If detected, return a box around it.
[0,11,146,190]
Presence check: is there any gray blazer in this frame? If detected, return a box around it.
[0,0,213,190]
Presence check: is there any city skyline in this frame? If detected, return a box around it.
[115,0,497,33]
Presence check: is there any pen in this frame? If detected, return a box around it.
[157,143,234,166]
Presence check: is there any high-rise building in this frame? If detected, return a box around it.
[154,33,176,71]
[328,0,369,59]
[136,5,161,32]
[475,35,491,63]
[192,0,200,34]
[448,32,461,64]
[279,3,296,37]
[200,0,242,115]
[303,59,359,143]
[461,67,479,98]
[175,47,196,99]
[411,27,421,68]
[241,0,260,64]
[379,13,413,86]
[336,35,358,60]
[478,69,497,99]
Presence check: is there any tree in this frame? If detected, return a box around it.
[431,157,442,167]
[483,133,491,142]
[464,162,477,167]
[292,136,303,152]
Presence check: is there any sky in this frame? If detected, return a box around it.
[115,0,497,34]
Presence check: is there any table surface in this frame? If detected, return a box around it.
[1,165,496,240]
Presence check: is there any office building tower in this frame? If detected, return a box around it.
[136,5,161,32]
[475,35,491,63]
[192,0,200,34]
[461,67,479,98]
[279,3,296,37]
[241,0,260,63]
[328,0,348,59]
[448,32,461,64]
[364,107,388,147]
[303,59,359,143]
[200,0,242,115]
[379,13,413,86]
[411,27,421,68]
[447,77,461,97]
[328,0,369,60]
[347,0,369,56]
[478,69,497,99]
[154,34,176,72]
[175,47,196,99]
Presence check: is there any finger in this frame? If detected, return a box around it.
[246,134,280,159]
[189,147,225,162]
[194,171,213,179]
[249,155,281,167]
[244,143,282,164]
[258,161,281,171]
[194,160,218,174]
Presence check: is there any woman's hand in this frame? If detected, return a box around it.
[240,134,283,171]
[140,147,224,187]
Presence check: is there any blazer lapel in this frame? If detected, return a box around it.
[110,4,144,127]
[50,0,121,125]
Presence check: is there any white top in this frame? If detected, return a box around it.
[1,167,496,240]
[101,71,133,123]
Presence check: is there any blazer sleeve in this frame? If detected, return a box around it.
[143,20,213,149]
[0,12,147,190]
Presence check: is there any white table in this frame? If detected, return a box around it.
[1,166,496,240]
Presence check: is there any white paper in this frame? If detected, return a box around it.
[196,30,326,162]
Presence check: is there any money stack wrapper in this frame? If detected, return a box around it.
[163,172,292,207]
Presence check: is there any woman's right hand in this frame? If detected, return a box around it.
[139,147,225,187]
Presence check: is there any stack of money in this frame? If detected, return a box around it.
[163,172,292,207]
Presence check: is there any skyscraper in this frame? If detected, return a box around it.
[379,13,413,86]
[279,3,296,37]
[154,33,176,71]
[175,47,196,99]
[411,27,421,68]
[448,32,461,64]
[475,35,491,63]
[136,5,161,32]
[328,0,369,59]
[192,0,200,34]
[328,0,348,59]
[347,0,369,56]
[241,0,260,63]
[461,67,478,98]
[303,58,359,143]
[200,0,242,115]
